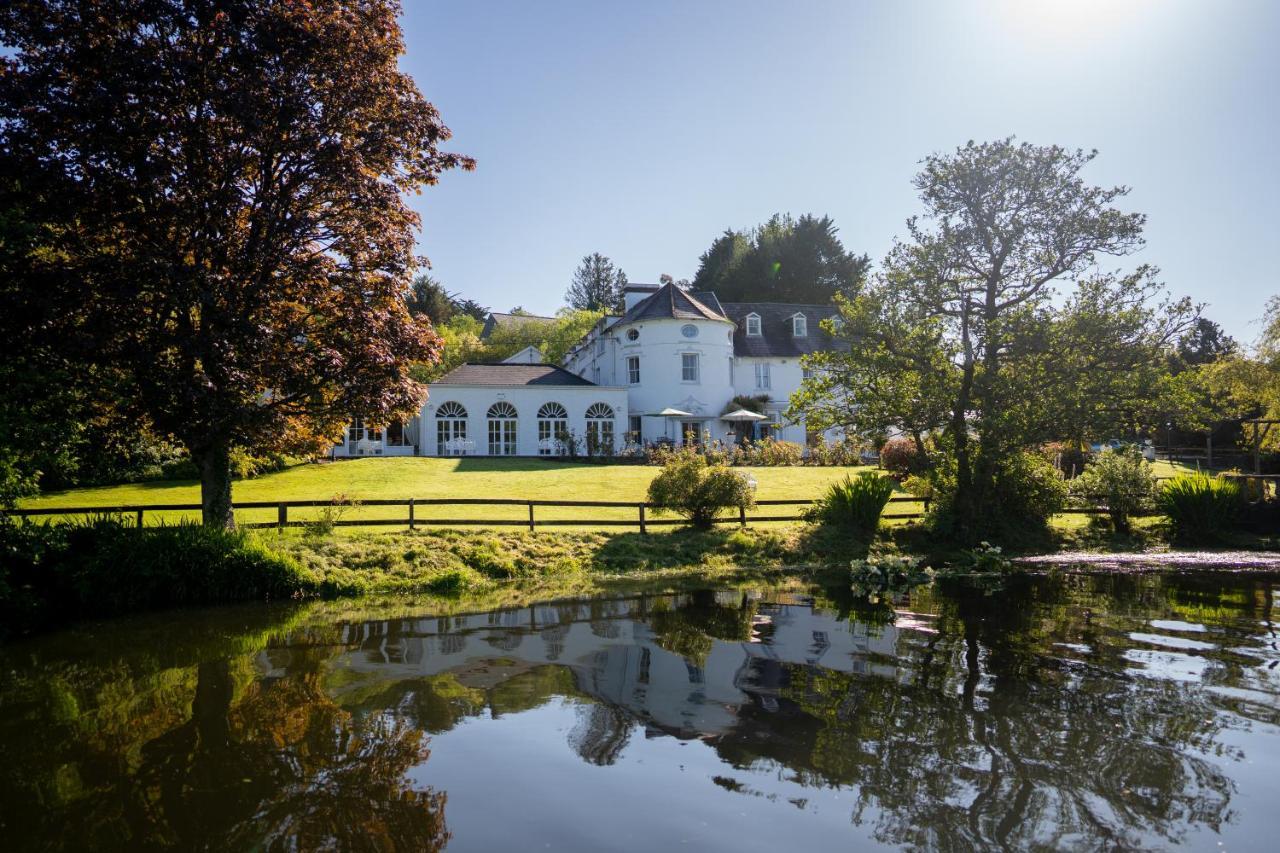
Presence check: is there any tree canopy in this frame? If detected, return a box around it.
[405,273,488,325]
[691,213,869,303]
[792,139,1195,540]
[565,253,628,312]
[0,0,472,525]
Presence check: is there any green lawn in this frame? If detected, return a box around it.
[19,457,885,529]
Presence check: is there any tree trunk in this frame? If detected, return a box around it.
[197,440,235,529]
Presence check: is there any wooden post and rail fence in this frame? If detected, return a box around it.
[4,495,931,531]
[4,475,1274,532]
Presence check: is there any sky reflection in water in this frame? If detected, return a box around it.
[1,571,1278,851]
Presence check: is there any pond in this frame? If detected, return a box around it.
[1,570,1278,851]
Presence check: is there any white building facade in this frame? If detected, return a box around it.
[332,281,841,458]
[562,282,841,448]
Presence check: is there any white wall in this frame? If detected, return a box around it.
[420,385,628,456]
[732,356,811,444]
[566,316,739,445]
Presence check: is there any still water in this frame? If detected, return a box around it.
[1,571,1278,851]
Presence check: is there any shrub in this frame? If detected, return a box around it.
[738,437,804,466]
[647,449,756,529]
[879,437,925,479]
[1069,446,1157,534]
[0,518,316,637]
[811,473,896,538]
[926,450,1067,541]
[1159,473,1242,544]
[995,451,1069,526]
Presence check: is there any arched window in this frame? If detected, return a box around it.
[537,402,569,456]
[745,313,762,336]
[435,402,468,456]
[487,401,518,456]
[792,314,807,337]
[585,403,615,456]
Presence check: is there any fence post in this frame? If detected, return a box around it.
[277,503,287,530]
[136,508,144,528]
[408,498,415,531]
[924,497,931,513]
[527,501,535,533]
[739,504,747,529]
[638,503,647,534]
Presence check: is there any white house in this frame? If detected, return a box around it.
[561,281,842,448]
[332,280,842,457]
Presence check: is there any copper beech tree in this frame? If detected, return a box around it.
[0,1,472,526]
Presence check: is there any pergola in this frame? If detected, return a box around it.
[1243,419,1279,474]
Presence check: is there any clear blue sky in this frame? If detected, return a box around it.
[399,0,1279,342]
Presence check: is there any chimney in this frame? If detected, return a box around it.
[623,283,660,312]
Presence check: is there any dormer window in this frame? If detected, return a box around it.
[745,313,761,336]
[792,314,807,337]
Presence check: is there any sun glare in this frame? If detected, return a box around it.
[1002,0,1162,42]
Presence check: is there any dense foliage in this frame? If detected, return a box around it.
[692,213,869,303]
[1069,447,1158,533]
[791,139,1195,542]
[1159,473,1242,544]
[1,0,471,526]
[647,449,756,529]
[811,473,896,538]
[565,253,628,312]
[0,519,315,637]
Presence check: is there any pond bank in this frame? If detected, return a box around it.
[4,517,1277,641]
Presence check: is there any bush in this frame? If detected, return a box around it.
[647,449,756,529]
[1159,473,1242,544]
[738,437,804,466]
[926,450,1067,541]
[993,451,1069,527]
[879,437,925,479]
[0,518,317,638]
[1069,446,1157,534]
[811,473,896,538]
[805,436,867,466]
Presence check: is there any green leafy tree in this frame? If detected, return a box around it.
[565,253,628,312]
[789,273,957,455]
[692,213,869,303]
[1,0,473,526]
[1202,297,1280,453]
[795,140,1197,540]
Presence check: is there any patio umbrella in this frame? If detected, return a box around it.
[645,408,693,443]
[719,408,768,422]
[720,408,768,444]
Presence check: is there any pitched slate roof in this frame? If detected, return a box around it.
[689,290,725,315]
[720,302,842,357]
[617,282,729,324]
[480,312,557,339]
[433,363,597,386]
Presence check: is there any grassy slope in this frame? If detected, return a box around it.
[19,457,883,528]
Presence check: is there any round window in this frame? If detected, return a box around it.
[681,324,699,339]
[626,328,639,341]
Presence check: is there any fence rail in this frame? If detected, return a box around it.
[7,473,1272,532]
[4,494,933,532]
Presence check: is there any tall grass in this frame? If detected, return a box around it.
[1158,473,1241,544]
[812,473,896,537]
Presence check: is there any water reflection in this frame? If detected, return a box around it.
[1,573,1277,851]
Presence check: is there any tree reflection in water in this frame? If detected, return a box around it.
[0,572,1276,851]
